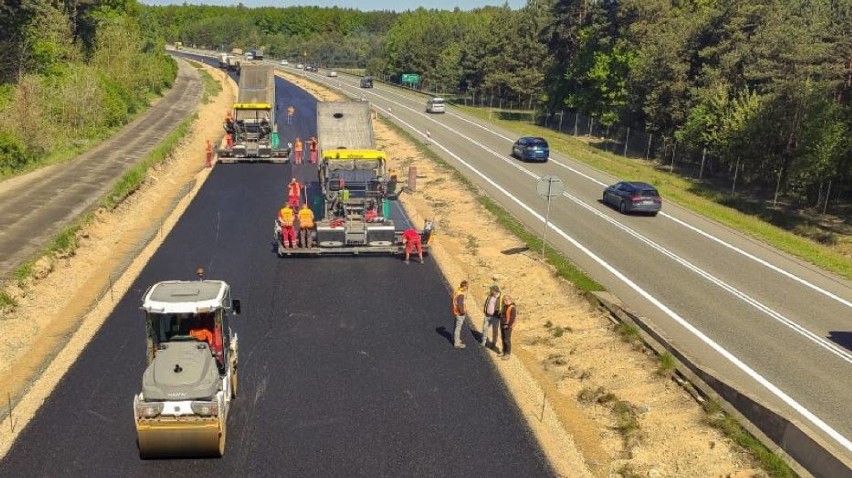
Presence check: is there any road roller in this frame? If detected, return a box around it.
[133,270,241,458]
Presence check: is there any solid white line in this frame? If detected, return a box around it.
[357,84,852,310]
[376,105,852,453]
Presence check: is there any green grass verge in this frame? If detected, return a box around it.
[703,400,796,477]
[7,111,197,297]
[196,68,222,104]
[102,113,196,210]
[378,117,603,292]
[0,289,17,309]
[457,106,852,280]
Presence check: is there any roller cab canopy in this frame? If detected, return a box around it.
[321,149,387,173]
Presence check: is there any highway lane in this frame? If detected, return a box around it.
[0,70,552,477]
[283,66,852,459]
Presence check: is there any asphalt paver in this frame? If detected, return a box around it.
[0,74,553,477]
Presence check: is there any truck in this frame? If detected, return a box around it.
[250,48,264,61]
[133,271,241,458]
[217,64,289,162]
[276,101,433,256]
[217,53,230,69]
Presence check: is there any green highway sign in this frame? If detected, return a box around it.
[401,73,420,85]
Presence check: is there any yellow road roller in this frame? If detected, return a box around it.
[133,271,241,458]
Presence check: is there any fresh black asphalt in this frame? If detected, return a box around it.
[0,67,553,477]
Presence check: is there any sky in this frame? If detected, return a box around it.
[140,0,527,11]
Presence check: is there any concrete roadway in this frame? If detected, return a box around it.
[285,67,852,460]
[0,60,202,280]
[0,71,552,477]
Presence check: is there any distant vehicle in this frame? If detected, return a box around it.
[360,76,373,88]
[296,63,304,69]
[245,52,254,61]
[281,60,289,65]
[174,42,183,50]
[328,71,338,77]
[250,49,264,61]
[426,97,446,114]
[306,64,318,72]
[511,137,549,162]
[602,181,662,216]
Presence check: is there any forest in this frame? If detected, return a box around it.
[0,0,176,176]
[1,1,848,215]
[144,0,851,214]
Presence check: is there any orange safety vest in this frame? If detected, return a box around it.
[189,328,214,346]
[309,139,317,151]
[502,304,516,327]
[298,207,315,228]
[294,139,303,152]
[288,181,302,198]
[452,287,466,316]
[278,206,295,226]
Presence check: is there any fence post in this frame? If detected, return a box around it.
[773,168,783,206]
[573,113,579,136]
[623,127,630,156]
[823,179,832,214]
[558,110,564,132]
[670,142,677,172]
[699,147,706,179]
[646,134,653,160]
[731,157,740,194]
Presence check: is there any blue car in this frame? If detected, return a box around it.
[511,137,549,162]
[602,181,662,216]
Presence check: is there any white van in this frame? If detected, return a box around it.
[426,97,446,114]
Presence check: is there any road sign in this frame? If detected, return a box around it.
[401,73,420,86]
[537,175,564,199]
[537,175,564,256]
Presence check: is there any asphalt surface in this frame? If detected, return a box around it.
[249,59,852,460]
[0,60,202,280]
[0,67,552,477]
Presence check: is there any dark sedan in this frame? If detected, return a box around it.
[603,181,662,216]
[511,137,549,162]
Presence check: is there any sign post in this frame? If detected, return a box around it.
[536,175,564,256]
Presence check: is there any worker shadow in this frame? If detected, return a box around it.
[501,246,529,255]
[435,326,453,345]
[828,331,852,352]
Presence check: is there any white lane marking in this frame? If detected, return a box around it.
[376,105,852,453]
[204,52,852,452]
[339,76,852,310]
[364,95,852,362]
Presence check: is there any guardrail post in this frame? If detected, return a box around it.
[408,166,417,193]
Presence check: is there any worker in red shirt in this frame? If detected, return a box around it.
[401,227,423,264]
[308,136,318,164]
[278,203,297,248]
[287,178,302,208]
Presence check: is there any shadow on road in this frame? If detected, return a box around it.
[435,326,453,345]
[827,331,852,352]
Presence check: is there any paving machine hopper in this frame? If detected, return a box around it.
[133,271,241,458]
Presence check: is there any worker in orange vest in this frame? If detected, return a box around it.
[308,136,318,164]
[293,137,304,165]
[288,178,302,207]
[298,203,315,248]
[277,203,296,248]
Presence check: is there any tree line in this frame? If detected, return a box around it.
[144,1,850,212]
[0,0,176,176]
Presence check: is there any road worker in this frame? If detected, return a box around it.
[401,227,423,265]
[499,295,516,360]
[365,206,378,223]
[286,105,295,125]
[481,285,503,351]
[188,316,215,348]
[451,280,469,349]
[308,136,318,164]
[298,203,315,248]
[288,178,302,208]
[293,137,304,165]
[277,203,297,248]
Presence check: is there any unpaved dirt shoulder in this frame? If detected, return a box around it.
[278,71,763,477]
[0,62,236,457]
